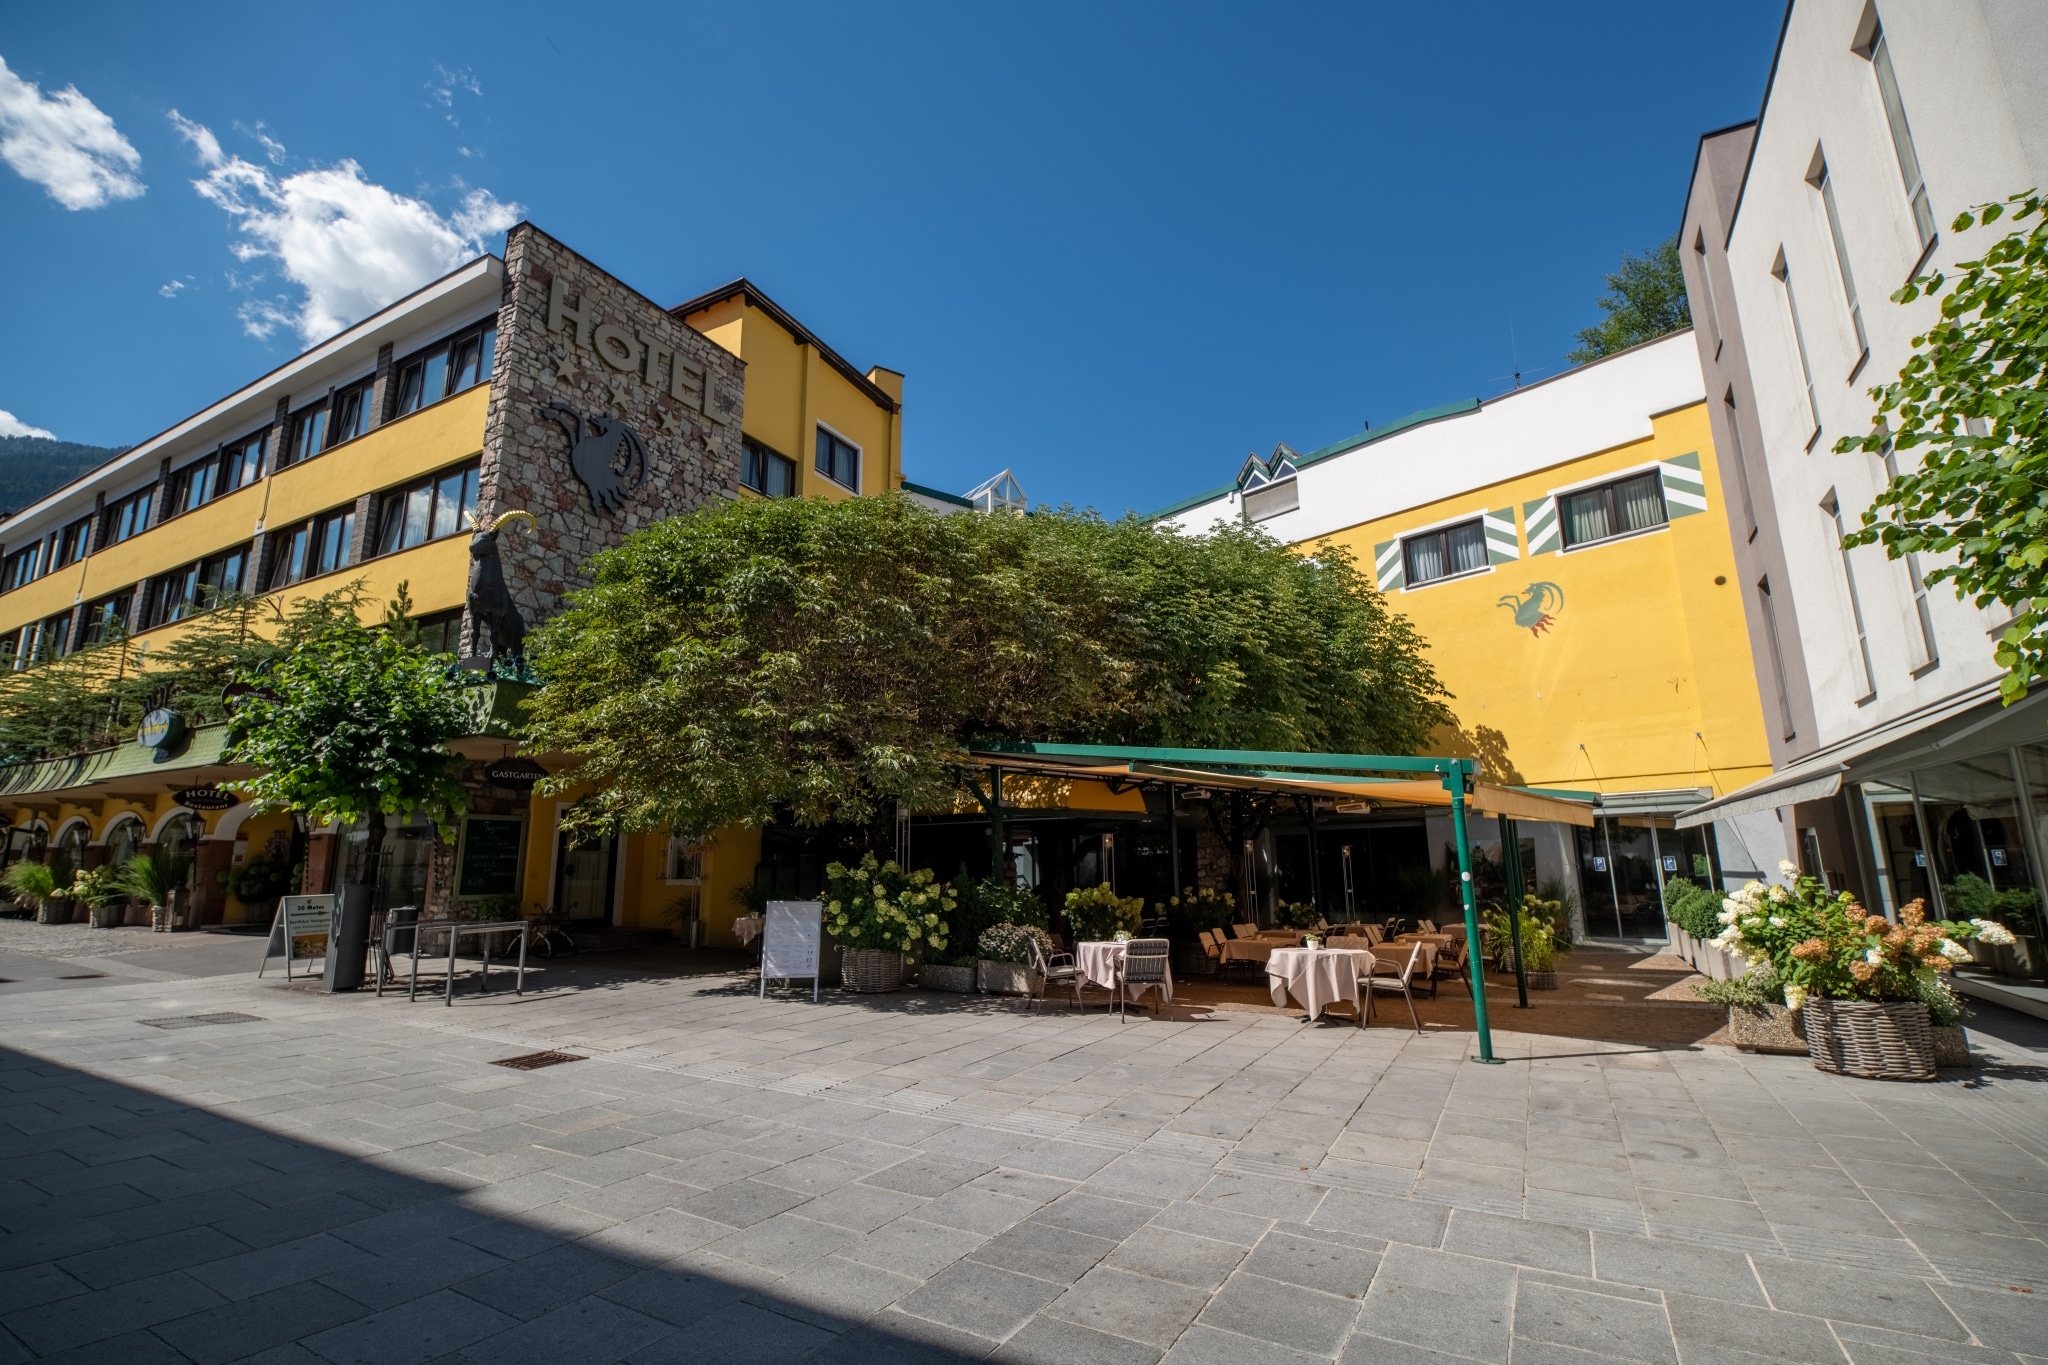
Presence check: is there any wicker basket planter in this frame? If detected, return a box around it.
[1805,998,1935,1081]
[88,904,121,929]
[841,949,905,994]
[34,901,73,925]
[1524,970,1559,990]
[1729,1003,1808,1054]
[919,963,976,994]
[977,960,1037,996]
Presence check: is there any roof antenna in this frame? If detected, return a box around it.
[1509,314,1522,389]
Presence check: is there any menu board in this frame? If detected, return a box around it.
[257,894,337,980]
[761,900,823,1001]
[458,817,526,897]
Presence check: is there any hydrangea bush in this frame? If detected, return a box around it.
[1712,861,2013,1012]
[1064,883,1143,941]
[823,853,955,954]
[979,923,1055,965]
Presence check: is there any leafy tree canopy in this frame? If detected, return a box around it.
[1838,191,2048,704]
[1566,237,1692,364]
[523,494,1452,839]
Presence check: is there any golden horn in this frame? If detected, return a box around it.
[489,510,537,535]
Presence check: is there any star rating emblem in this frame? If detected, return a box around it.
[553,355,577,383]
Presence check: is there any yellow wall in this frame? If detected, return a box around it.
[1313,402,1773,799]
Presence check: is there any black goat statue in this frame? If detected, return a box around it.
[466,509,536,667]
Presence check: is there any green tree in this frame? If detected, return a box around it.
[224,595,473,885]
[1838,191,2048,704]
[1566,237,1693,364]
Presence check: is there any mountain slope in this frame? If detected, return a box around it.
[0,437,126,517]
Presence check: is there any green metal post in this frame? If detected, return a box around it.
[1169,785,1181,899]
[1501,816,1528,1009]
[1446,762,1498,1063]
[989,767,1006,884]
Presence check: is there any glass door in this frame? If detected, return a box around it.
[555,831,618,923]
[1917,755,2044,982]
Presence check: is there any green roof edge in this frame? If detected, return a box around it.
[900,480,974,509]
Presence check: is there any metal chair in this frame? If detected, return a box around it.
[1230,922,1260,939]
[1115,937,1171,1019]
[1360,941,1426,1033]
[1026,933,1090,1010]
[1429,935,1473,998]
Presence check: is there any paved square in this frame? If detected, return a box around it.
[1,950,2047,1362]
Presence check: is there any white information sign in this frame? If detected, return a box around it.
[761,900,823,1001]
[258,895,338,980]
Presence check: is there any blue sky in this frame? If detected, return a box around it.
[0,2,1784,516]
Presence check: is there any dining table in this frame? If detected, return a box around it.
[732,915,764,947]
[1075,940,1173,1003]
[1218,937,1284,965]
[1265,946,1372,1021]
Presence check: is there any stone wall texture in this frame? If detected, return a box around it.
[477,224,745,647]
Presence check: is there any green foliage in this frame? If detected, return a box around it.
[220,855,294,905]
[0,435,124,515]
[1836,192,2048,704]
[64,864,125,908]
[522,494,1453,841]
[1943,871,2041,926]
[946,873,1047,962]
[822,853,955,954]
[1536,877,1579,946]
[1159,886,1236,942]
[1064,882,1143,941]
[1391,864,1445,919]
[224,594,472,838]
[978,922,1053,964]
[1485,896,1558,972]
[1916,969,1969,1028]
[728,882,770,916]
[113,853,189,908]
[1663,876,1726,940]
[2,861,58,909]
[1274,899,1321,929]
[1566,238,1692,364]
[1690,963,1786,1008]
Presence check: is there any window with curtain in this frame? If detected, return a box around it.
[98,486,154,549]
[741,439,796,497]
[1560,472,1667,549]
[815,427,860,491]
[1,544,41,593]
[51,517,91,570]
[1401,519,1488,586]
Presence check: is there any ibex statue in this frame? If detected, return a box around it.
[466,509,536,665]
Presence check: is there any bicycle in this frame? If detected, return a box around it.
[488,906,580,960]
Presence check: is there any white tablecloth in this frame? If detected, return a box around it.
[1075,941,1174,1003]
[1266,947,1370,1020]
[733,916,763,946]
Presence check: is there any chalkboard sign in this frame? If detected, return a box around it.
[458,817,526,897]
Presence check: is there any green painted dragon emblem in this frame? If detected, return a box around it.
[1498,581,1564,637]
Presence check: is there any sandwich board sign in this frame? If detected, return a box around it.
[258,894,337,979]
[760,900,823,1001]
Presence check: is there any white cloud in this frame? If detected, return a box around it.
[173,115,520,346]
[427,64,481,108]
[167,109,222,168]
[159,276,191,298]
[0,409,56,440]
[0,54,143,209]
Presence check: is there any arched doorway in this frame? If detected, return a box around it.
[51,822,89,882]
[156,813,202,893]
[104,816,144,867]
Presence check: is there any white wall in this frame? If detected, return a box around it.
[1723,0,2043,751]
[1159,331,1706,538]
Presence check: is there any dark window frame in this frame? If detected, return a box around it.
[1557,470,1670,550]
[327,377,376,448]
[814,425,860,492]
[97,486,156,551]
[371,459,480,559]
[741,438,796,498]
[264,506,357,591]
[413,608,464,656]
[1400,518,1490,587]
[51,517,91,570]
[140,543,250,630]
[1,543,42,594]
[392,318,497,420]
[79,588,134,646]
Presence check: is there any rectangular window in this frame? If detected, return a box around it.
[265,507,353,590]
[141,563,200,630]
[7,613,70,670]
[167,455,218,517]
[98,486,155,549]
[1758,576,1796,741]
[1693,228,1723,354]
[393,321,495,417]
[1,543,42,594]
[374,461,479,557]
[1559,471,1668,548]
[80,589,132,646]
[1881,442,1940,670]
[815,427,860,491]
[1401,519,1489,586]
[265,522,310,592]
[285,402,328,468]
[51,516,91,569]
[1868,23,1936,248]
[413,608,464,656]
[1824,491,1877,702]
[741,438,797,498]
[1815,159,1869,360]
[1773,254,1821,442]
[328,379,375,446]
[313,508,355,578]
[220,432,266,494]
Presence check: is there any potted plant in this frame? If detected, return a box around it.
[919,957,979,993]
[977,923,1054,995]
[1485,896,1561,988]
[116,854,194,932]
[1161,886,1235,974]
[1710,862,2011,1079]
[221,853,295,928]
[1064,883,1142,942]
[823,853,954,993]
[3,862,61,924]
[67,864,127,928]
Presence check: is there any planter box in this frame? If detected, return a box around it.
[1729,1003,1807,1054]
[1524,970,1558,990]
[841,949,904,993]
[1806,999,1935,1081]
[919,963,976,994]
[977,960,1037,996]
[34,902,73,925]
[1932,1025,1972,1068]
[88,904,121,929]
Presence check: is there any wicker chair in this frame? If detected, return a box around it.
[1115,937,1171,1019]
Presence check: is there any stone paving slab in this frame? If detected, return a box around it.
[0,964,2043,1361]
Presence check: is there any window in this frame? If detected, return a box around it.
[80,589,133,646]
[219,432,266,494]
[167,455,218,517]
[664,835,703,882]
[1814,158,1869,360]
[1824,490,1877,702]
[51,517,90,569]
[373,461,479,557]
[741,438,796,498]
[98,486,154,549]
[1402,519,1488,585]
[328,378,376,447]
[1,543,42,594]
[1758,576,1796,741]
[1244,479,1300,522]
[265,507,355,590]
[1881,440,1940,670]
[1723,387,1757,536]
[144,544,250,628]
[7,613,70,669]
[1693,228,1723,355]
[284,401,328,469]
[393,321,496,417]
[815,426,860,491]
[1867,22,1936,248]
[1559,471,1668,548]
[1773,253,1821,442]
[413,609,464,656]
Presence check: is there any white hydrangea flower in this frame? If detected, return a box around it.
[1940,938,1970,961]
[1769,916,1786,927]
[1769,884,1789,903]
[1783,985,1807,1012]
[1971,918,2017,946]
[1719,903,1739,924]
[1779,860,1801,878]
[1864,947,1882,964]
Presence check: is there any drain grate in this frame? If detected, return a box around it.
[490,1050,585,1071]
[139,1012,265,1030]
